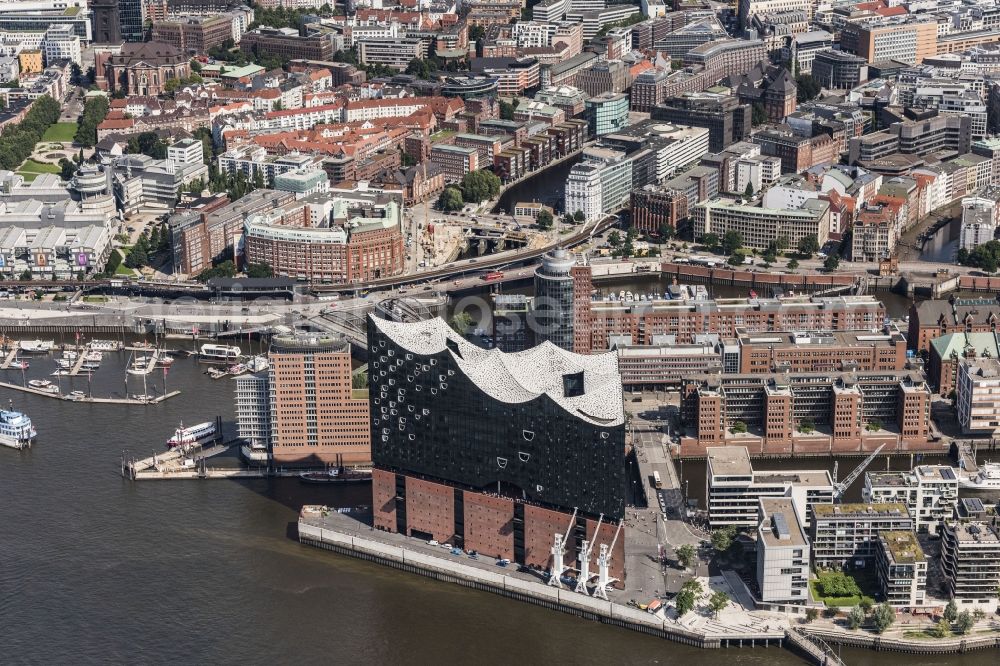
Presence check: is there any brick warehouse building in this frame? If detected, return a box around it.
[367,315,627,584]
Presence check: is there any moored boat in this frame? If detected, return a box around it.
[27,379,51,388]
[0,407,36,449]
[167,421,217,449]
[199,344,242,364]
[19,339,54,354]
[298,468,372,484]
[959,462,1000,491]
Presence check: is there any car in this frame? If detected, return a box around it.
[467,549,478,559]
[495,559,509,567]
[442,543,453,549]
[450,547,463,555]
[428,539,439,546]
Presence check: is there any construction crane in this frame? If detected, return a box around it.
[574,514,603,595]
[548,507,578,588]
[593,519,624,601]
[832,444,885,500]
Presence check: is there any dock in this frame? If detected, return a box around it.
[0,380,180,404]
[125,441,235,479]
[69,351,87,376]
[0,347,18,369]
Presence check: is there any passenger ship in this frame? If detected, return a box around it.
[0,408,36,450]
[199,344,242,364]
[167,421,217,449]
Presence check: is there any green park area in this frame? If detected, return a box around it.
[16,159,61,182]
[41,122,78,143]
[809,570,876,607]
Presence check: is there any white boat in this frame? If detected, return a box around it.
[50,370,70,376]
[156,355,175,367]
[10,359,28,370]
[247,355,269,373]
[127,355,156,375]
[959,462,1000,490]
[228,363,247,376]
[0,408,36,449]
[68,390,86,400]
[84,351,103,362]
[19,339,53,353]
[27,379,51,388]
[56,359,72,369]
[89,340,122,351]
[131,394,153,402]
[166,421,217,449]
[61,350,78,361]
[199,344,242,363]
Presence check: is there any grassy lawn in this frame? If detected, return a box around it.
[810,570,877,607]
[41,122,77,142]
[114,263,136,276]
[430,130,456,143]
[82,295,109,303]
[18,158,62,181]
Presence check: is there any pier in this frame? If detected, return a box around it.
[0,347,18,369]
[0,380,180,404]
[297,508,798,653]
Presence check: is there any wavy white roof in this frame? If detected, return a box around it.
[372,316,624,427]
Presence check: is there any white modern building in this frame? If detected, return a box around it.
[756,497,811,603]
[42,24,81,66]
[563,147,633,222]
[706,446,834,529]
[234,372,271,450]
[941,520,1000,612]
[876,530,928,608]
[959,193,999,251]
[957,357,1000,434]
[863,465,959,534]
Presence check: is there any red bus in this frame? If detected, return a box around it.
[481,271,504,281]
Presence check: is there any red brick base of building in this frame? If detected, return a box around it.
[372,469,626,587]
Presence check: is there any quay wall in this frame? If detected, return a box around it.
[658,262,856,291]
[802,628,1000,654]
[297,520,733,650]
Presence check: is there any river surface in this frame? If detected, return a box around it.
[1,341,997,664]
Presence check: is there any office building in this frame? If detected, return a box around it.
[42,24,81,66]
[241,27,336,62]
[811,50,868,90]
[630,184,688,235]
[533,248,591,354]
[959,194,1000,251]
[863,466,959,534]
[957,358,1000,434]
[651,94,751,153]
[706,446,833,529]
[234,372,271,453]
[614,341,723,390]
[151,15,234,55]
[265,333,370,466]
[928,332,1000,398]
[840,19,937,66]
[682,370,931,456]
[429,144,479,183]
[692,197,830,251]
[357,37,427,70]
[243,193,404,284]
[940,520,1000,611]
[368,315,627,582]
[585,92,628,137]
[756,497,810,603]
[909,297,1000,354]
[876,531,927,608]
[735,327,907,374]
[809,503,914,569]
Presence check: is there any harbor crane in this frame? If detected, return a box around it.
[832,444,885,500]
[548,507,578,588]
[593,519,624,601]
[574,514,603,595]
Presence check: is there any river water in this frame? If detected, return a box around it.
[1,342,997,664]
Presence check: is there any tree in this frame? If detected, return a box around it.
[805,608,819,623]
[799,417,815,434]
[848,605,865,630]
[676,544,696,569]
[795,73,821,103]
[956,610,974,634]
[18,269,32,281]
[608,230,622,247]
[675,589,696,616]
[727,253,743,266]
[437,186,464,212]
[787,259,799,271]
[944,600,958,622]
[701,232,720,251]
[775,235,790,251]
[866,420,882,432]
[450,311,473,334]
[246,262,274,278]
[499,99,517,120]
[59,158,76,180]
[722,231,743,255]
[731,420,747,433]
[744,181,755,199]
[711,525,737,552]
[460,170,502,203]
[930,618,952,638]
[751,102,768,127]
[872,602,895,634]
[658,223,675,241]
[859,597,874,615]
[708,591,729,618]
[536,209,553,230]
[973,608,987,622]
[815,571,861,598]
[797,234,820,256]
[824,255,840,271]
[573,210,585,222]
[75,96,110,147]
[682,578,702,595]
[562,213,574,225]
[961,240,1000,273]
